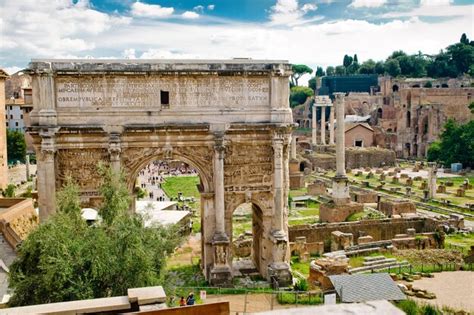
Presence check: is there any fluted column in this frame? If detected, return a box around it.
[320,106,326,145]
[38,129,57,221]
[272,135,285,236]
[311,105,317,146]
[329,105,335,145]
[213,133,227,239]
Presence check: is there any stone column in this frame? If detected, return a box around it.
[332,93,350,205]
[210,132,231,285]
[213,134,226,238]
[320,106,326,145]
[290,135,297,160]
[37,129,57,221]
[108,133,121,173]
[329,105,335,145]
[272,135,285,237]
[25,154,30,181]
[428,162,437,199]
[311,105,317,146]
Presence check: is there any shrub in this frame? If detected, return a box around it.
[293,278,308,292]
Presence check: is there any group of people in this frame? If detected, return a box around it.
[170,292,195,307]
[137,160,198,202]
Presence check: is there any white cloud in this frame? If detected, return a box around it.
[302,3,317,12]
[383,1,472,17]
[182,11,200,19]
[269,0,318,25]
[208,4,215,10]
[420,0,453,6]
[131,1,174,18]
[193,5,204,13]
[349,0,387,8]
[1,0,472,80]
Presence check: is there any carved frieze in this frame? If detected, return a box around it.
[56,149,109,190]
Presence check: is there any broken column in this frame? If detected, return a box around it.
[428,162,437,199]
[312,104,317,146]
[319,93,363,223]
[320,105,326,145]
[290,134,297,160]
[329,104,335,145]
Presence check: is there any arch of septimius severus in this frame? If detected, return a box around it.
[26,59,293,286]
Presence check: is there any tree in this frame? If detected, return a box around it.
[308,77,316,91]
[447,42,474,75]
[3,184,16,197]
[335,65,346,76]
[460,33,469,45]
[343,54,353,68]
[375,61,385,75]
[427,119,474,167]
[385,59,401,77]
[291,64,313,86]
[326,66,335,76]
[290,86,314,107]
[469,101,474,114]
[8,165,181,306]
[315,66,325,77]
[358,59,376,74]
[6,130,26,164]
[353,54,358,64]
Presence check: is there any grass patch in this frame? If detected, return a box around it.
[345,211,366,222]
[291,256,310,277]
[297,208,319,217]
[277,292,322,305]
[289,188,308,198]
[161,176,200,199]
[288,217,319,226]
[445,233,474,251]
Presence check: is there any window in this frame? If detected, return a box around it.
[377,108,383,119]
[392,85,399,92]
[355,140,363,147]
[15,122,18,127]
[9,106,12,110]
[406,111,411,128]
[161,90,169,108]
[20,114,23,119]
[10,115,13,119]
[5,122,8,127]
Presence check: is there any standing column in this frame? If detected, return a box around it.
[329,105,335,145]
[311,105,317,146]
[213,134,227,239]
[428,162,437,199]
[335,94,346,176]
[320,106,326,145]
[37,129,56,221]
[273,135,285,236]
[290,135,297,160]
[108,133,121,173]
[25,154,30,181]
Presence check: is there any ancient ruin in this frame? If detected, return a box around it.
[26,59,295,286]
[0,70,8,190]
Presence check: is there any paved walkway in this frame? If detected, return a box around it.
[411,271,474,312]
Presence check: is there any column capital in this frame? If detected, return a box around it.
[108,133,122,162]
[213,132,226,158]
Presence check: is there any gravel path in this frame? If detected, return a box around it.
[410,271,474,312]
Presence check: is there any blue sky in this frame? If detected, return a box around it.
[1,0,473,80]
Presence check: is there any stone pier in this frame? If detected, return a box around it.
[428,162,437,199]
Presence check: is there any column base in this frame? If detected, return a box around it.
[209,265,232,286]
[268,262,293,288]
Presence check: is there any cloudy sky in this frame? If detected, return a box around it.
[0,0,473,79]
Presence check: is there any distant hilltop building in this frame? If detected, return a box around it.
[295,75,474,158]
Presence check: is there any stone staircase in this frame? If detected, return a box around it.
[349,255,409,274]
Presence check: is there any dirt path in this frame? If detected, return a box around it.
[410,271,474,312]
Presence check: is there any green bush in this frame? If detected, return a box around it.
[277,292,322,305]
[3,184,16,197]
[293,278,308,292]
[396,300,419,315]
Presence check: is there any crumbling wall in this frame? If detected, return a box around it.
[289,217,449,244]
[345,147,396,168]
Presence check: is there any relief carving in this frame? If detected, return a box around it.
[56,149,108,190]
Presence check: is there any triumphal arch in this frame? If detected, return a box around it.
[26,59,293,286]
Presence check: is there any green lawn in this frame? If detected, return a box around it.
[445,233,474,251]
[161,176,200,199]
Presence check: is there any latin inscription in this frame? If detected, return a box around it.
[56,76,270,108]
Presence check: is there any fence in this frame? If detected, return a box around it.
[165,286,325,314]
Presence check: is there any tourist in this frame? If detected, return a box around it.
[179,296,186,307]
[186,293,195,305]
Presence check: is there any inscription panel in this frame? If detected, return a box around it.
[56,76,270,108]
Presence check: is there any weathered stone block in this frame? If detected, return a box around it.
[379,199,416,217]
[320,201,364,223]
[308,180,326,196]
